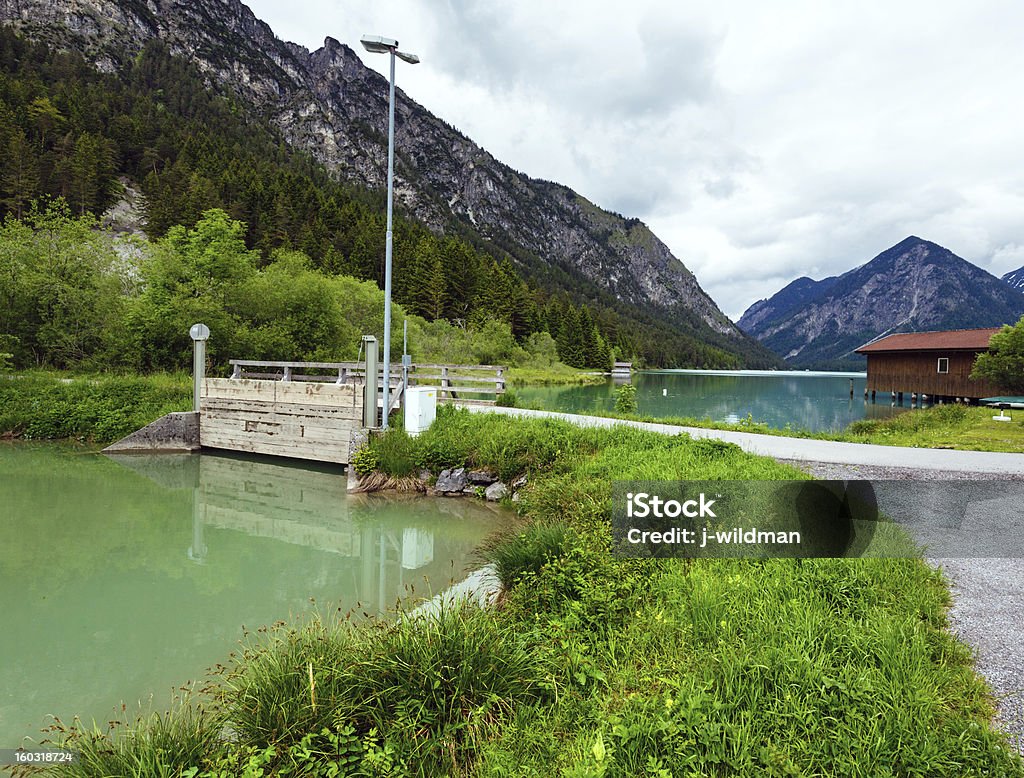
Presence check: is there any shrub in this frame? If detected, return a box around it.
[614,383,638,414]
[496,388,518,407]
[0,373,191,443]
[411,406,472,472]
[349,446,380,477]
[219,608,548,777]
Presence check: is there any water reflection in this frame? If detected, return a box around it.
[516,371,907,433]
[0,446,507,747]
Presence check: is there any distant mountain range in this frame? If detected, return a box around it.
[1004,266,1024,291]
[737,236,1024,369]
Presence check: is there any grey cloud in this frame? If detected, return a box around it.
[431,0,720,119]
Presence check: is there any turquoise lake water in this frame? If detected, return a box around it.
[0,445,508,748]
[516,370,907,433]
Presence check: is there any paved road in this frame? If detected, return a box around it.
[459,405,1024,752]
[461,405,1024,474]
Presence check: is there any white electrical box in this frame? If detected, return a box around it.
[404,387,437,436]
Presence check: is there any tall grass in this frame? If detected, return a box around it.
[218,607,549,776]
[40,696,220,778]
[0,371,190,443]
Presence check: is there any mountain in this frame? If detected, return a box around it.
[1004,266,1024,291]
[737,236,1024,369]
[0,0,777,368]
[737,275,838,335]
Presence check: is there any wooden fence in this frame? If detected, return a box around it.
[227,360,506,405]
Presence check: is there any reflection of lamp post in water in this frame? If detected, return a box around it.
[188,323,210,563]
[187,486,207,563]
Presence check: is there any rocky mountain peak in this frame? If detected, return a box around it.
[1003,265,1024,291]
[737,237,1024,368]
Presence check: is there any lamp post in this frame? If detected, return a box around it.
[360,34,419,429]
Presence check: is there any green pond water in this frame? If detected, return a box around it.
[0,445,508,748]
[517,370,907,433]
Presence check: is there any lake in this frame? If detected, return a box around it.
[0,445,507,748]
[516,370,907,433]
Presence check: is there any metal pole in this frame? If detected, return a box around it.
[189,323,209,412]
[402,318,409,400]
[362,335,379,428]
[193,340,205,412]
[381,48,396,429]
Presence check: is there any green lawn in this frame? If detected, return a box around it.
[841,403,1024,452]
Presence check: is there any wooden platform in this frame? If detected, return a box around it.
[200,378,360,464]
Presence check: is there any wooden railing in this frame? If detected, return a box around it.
[227,360,506,405]
[229,360,384,385]
[407,363,506,404]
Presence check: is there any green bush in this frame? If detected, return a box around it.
[218,608,549,777]
[495,388,518,407]
[410,406,472,472]
[0,372,191,443]
[349,446,380,478]
[348,606,550,773]
[613,383,638,414]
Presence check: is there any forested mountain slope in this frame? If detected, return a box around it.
[0,1,780,368]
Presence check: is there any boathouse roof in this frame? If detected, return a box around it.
[855,328,1001,354]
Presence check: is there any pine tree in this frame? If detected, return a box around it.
[2,130,40,219]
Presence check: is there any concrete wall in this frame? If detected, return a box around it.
[102,412,200,454]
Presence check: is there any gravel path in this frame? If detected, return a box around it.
[785,460,1024,754]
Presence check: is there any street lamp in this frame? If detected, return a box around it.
[360,34,419,429]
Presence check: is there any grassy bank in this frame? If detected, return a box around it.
[507,365,609,386]
[840,402,1024,452]
[33,407,1022,777]
[508,399,1024,454]
[0,371,191,444]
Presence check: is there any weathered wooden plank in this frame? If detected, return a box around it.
[231,360,366,370]
[200,429,350,463]
[275,380,358,407]
[201,398,361,422]
[204,378,359,406]
[201,417,356,444]
[204,378,278,402]
[411,363,505,371]
[202,415,357,445]
[433,385,501,395]
[411,374,503,384]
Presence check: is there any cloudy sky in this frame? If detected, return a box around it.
[245,0,1024,320]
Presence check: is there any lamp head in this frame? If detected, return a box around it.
[361,34,419,64]
[361,35,398,53]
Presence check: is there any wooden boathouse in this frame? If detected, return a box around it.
[855,328,1006,403]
